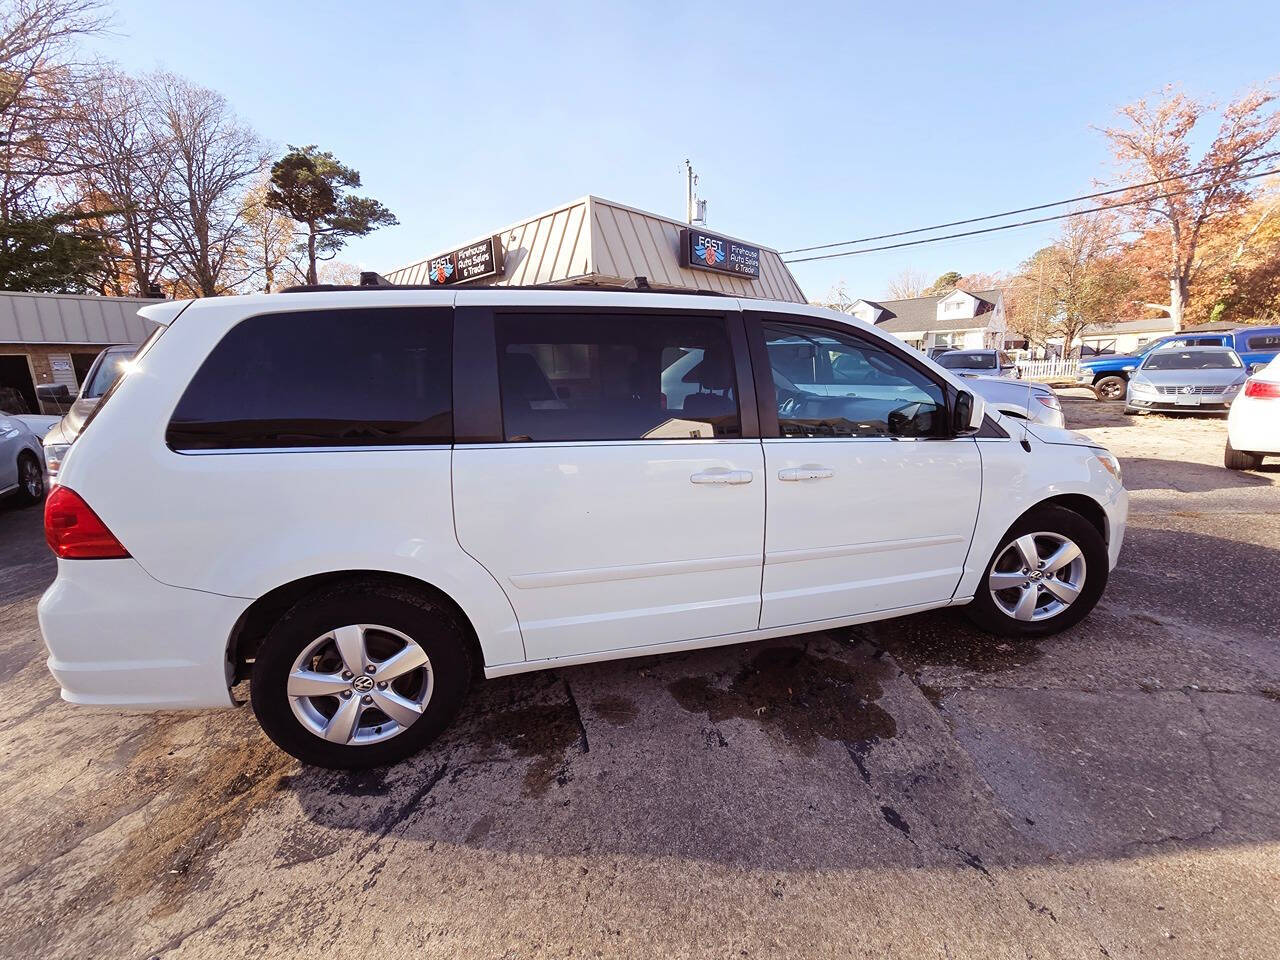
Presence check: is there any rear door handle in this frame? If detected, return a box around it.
[690,469,754,485]
[778,466,835,481]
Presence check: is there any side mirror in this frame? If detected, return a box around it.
[1249,362,1267,375]
[953,389,986,435]
[36,383,72,403]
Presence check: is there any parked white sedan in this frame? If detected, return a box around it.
[1225,356,1280,470]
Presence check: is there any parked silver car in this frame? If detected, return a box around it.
[933,349,1021,379]
[0,410,49,505]
[1124,346,1246,415]
[964,375,1064,428]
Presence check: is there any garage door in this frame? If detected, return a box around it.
[0,354,37,413]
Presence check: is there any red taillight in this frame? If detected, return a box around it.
[44,486,130,559]
[1244,378,1280,399]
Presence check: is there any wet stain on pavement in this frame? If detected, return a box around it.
[667,645,896,756]
[465,813,495,843]
[470,699,586,797]
[880,805,910,835]
[274,824,341,869]
[872,612,1044,675]
[591,694,638,726]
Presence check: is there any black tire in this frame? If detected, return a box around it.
[963,505,1108,638]
[1122,406,1138,416]
[1094,375,1127,401]
[1224,440,1264,471]
[251,580,473,769]
[15,452,44,505]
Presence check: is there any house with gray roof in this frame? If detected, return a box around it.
[847,288,1007,352]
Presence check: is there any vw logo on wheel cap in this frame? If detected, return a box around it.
[352,675,375,692]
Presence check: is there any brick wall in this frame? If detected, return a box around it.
[0,342,113,388]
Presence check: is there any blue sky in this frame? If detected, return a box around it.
[88,0,1279,301]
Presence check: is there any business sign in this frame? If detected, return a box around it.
[426,235,505,286]
[679,228,761,279]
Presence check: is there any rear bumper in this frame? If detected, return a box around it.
[1228,402,1280,454]
[38,558,246,708]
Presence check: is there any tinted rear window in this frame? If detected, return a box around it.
[1142,350,1241,370]
[937,352,996,369]
[1245,332,1280,351]
[84,349,137,398]
[167,307,452,450]
[496,312,740,442]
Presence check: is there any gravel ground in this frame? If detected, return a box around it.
[0,392,1277,960]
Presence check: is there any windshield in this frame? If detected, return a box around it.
[936,352,996,370]
[84,350,137,398]
[1142,351,1241,371]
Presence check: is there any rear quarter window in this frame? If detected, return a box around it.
[167,307,452,450]
[1244,332,1280,351]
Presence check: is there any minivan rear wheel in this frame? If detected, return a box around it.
[1224,440,1264,471]
[963,505,1107,638]
[250,581,472,769]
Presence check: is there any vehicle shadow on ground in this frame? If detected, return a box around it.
[1120,456,1274,492]
[274,525,1280,874]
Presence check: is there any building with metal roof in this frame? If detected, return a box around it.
[383,196,806,303]
[0,291,161,414]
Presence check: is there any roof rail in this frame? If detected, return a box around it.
[275,276,733,297]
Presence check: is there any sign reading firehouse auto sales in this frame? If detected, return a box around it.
[425,235,505,286]
[679,228,761,279]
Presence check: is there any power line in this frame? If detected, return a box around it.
[783,166,1280,264]
[779,151,1280,256]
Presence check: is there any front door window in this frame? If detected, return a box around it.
[763,323,947,439]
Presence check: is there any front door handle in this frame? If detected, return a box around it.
[778,465,835,481]
[690,469,754,485]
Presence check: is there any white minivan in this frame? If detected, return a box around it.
[39,288,1127,768]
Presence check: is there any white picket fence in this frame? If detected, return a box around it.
[1017,358,1081,381]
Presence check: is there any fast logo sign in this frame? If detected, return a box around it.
[425,236,504,287]
[693,235,726,268]
[430,257,455,285]
[680,228,761,279]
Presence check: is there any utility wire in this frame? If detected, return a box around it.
[780,151,1280,256]
[783,166,1280,264]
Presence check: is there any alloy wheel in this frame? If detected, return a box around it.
[988,532,1087,622]
[20,458,42,499]
[287,624,434,746]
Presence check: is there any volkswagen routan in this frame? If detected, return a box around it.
[39,287,1126,768]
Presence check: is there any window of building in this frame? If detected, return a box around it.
[763,322,945,439]
[167,307,453,450]
[496,313,740,442]
[1080,338,1117,357]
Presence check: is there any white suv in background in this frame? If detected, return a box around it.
[39,288,1127,768]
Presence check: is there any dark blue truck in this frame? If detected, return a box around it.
[1078,326,1280,400]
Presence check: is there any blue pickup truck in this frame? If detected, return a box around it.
[1078,326,1280,400]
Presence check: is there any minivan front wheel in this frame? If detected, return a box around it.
[964,506,1107,638]
[251,582,472,768]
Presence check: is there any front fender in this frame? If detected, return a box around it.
[959,436,1125,599]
